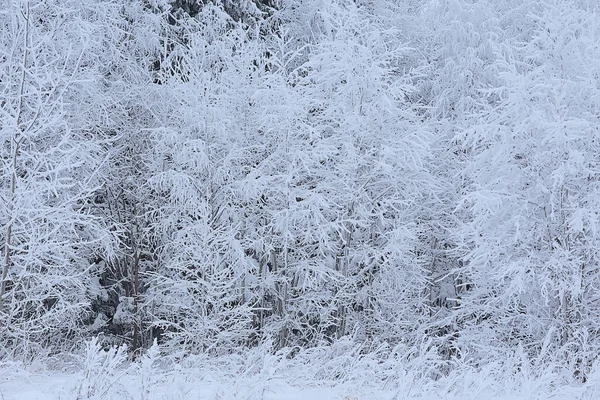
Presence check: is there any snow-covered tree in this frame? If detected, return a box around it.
[0,0,118,357]
[140,6,264,354]
[430,0,600,380]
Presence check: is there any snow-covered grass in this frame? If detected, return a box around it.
[2,340,600,400]
[0,365,596,400]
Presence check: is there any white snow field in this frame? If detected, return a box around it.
[0,371,597,400]
[1,339,600,399]
[1,352,599,400]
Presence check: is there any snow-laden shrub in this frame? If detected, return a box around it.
[77,337,128,400]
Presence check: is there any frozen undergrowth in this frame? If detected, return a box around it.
[1,339,599,400]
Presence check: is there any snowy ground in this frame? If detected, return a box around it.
[1,341,598,400]
[0,370,391,400]
[0,366,597,400]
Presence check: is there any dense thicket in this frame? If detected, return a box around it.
[1,0,599,382]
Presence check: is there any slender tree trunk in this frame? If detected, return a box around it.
[132,246,141,356]
[336,208,353,339]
